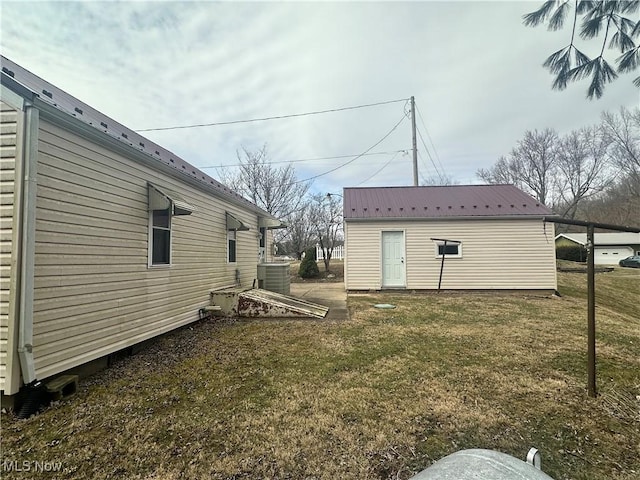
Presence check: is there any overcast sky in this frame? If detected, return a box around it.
[1,1,638,195]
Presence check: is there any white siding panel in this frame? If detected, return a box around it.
[345,219,557,290]
[32,119,263,379]
[0,101,19,393]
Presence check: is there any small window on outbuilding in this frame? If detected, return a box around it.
[434,242,462,258]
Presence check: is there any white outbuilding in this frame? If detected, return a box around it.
[343,185,558,292]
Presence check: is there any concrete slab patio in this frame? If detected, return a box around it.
[289,282,349,321]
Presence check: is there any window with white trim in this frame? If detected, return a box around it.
[228,230,237,263]
[151,207,171,265]
[147,183,194,267]
[434,242,462,258]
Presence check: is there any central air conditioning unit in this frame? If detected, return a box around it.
[257,263,291,295]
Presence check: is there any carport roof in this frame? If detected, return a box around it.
[343,185,552,219]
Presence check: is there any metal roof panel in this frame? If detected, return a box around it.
[343,185,552,219]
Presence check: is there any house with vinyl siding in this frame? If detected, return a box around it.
[0,57,280,403]
[343,185,557,291]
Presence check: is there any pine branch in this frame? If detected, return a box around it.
[587,57,619,98]
[523,0,560,27]
[617,46,640,73]
[609,30,636,51]
[545,45,591,90]
[580,11,606,38]
[549,1,571,30]
[526,0,639,98]
[621,0,640,14]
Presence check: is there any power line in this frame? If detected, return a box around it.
[198,150,407,169]
[135,97,410,132]
[416,127,444,182]
[355,150,405,186]
[292,111,409,185]
[415,102,447,178]
[417,150,432,178]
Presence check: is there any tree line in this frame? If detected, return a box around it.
[477,106,639,228]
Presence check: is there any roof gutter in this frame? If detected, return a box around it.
[17,100,38,385]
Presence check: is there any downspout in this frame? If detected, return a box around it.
[17,101,39,389]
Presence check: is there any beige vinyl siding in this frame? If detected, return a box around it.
[32,118,261,379]
[345,219,557,290]
[0,101,20,393]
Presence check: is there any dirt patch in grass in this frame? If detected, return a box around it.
[2,269,638,479]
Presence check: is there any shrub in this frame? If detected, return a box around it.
[556,245,587,262]
[299,248,320,278]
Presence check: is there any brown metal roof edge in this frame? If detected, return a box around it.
[344,215,554,222]
[343,184,518,189]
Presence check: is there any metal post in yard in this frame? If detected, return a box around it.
[438,240,447,291]
[586,224,596,398]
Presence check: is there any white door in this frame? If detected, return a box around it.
[382,231,405,288]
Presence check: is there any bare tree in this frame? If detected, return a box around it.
[280,202,315,260]
[219,145,311,221]
[218,145,312,244]
[554,126,614,219]
[421,173,459,186]
[477,128,560,205]
[601,106,640,198]
[523,1,640,99]
[576,177,640,225]
[309,193,343,272]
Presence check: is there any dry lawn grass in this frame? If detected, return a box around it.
[1,267,638,479]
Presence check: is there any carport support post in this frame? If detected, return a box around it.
[543,217,639,398]
[587,224,596,398]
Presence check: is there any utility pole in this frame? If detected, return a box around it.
[410,96,418,186]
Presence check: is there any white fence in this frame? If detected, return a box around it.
[316,244,344,260]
